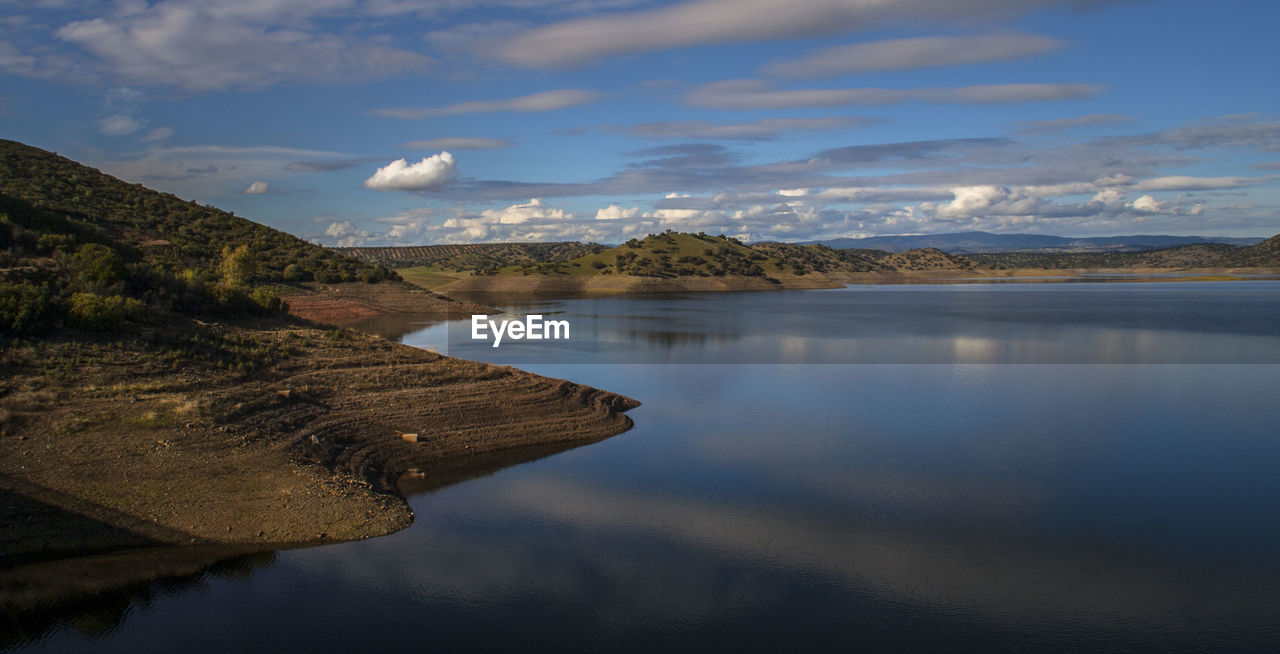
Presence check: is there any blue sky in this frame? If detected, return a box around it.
[2,0,1278,245]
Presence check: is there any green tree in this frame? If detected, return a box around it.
[218,244,255,288]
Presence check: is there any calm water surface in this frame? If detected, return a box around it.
[8,282,1280,652]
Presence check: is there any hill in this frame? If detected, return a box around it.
[337,242,605,271]
[0,140,637,574]
[970,239,1280,270]
[396,231,984,294]
[1226,234,1280,267]
[805,231,1263,254]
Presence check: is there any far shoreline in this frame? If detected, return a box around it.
[401,266,1280,300]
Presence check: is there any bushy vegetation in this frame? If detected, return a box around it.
[0,139,399,335]
[968,240,1279,270]
[338,242,605,272]
[66,292,142,330]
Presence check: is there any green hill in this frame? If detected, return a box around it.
[441,231,976,279]
[1226,234,1280,267]
[0,139,396,334]
[338,241,605,271]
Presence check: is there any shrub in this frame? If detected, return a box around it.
[37,233,76,254]
[248,287,283,315]
[282,263,309,281]
[66,292,141,330]
[218,244,255,288]
[0,282,60,334]
[72,243,126,285]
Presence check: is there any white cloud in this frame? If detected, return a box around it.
[1131,175,1273,191]
[431,198,590,242]
[477,198,571,224]
[685,79,1102,110]
[322,219,373,247]
[762,34,1064,78]
[98,113,142,136]
[371,89,601,119]
[595,205,641,220]
[243,180,270,194]
[363,152,457,191]
[400,137,512,150]
[54,1,433,90]
[494,0,1086,68]
[1128,195,1164,213]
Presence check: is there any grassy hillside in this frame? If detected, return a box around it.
[0,139,397,334]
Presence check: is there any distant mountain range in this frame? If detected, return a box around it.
[799,231,1265,254]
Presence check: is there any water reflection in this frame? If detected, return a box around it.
[1,546,277,650]
[9,285,1280,652]
[430,282,1280,364]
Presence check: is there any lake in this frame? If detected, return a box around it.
[7,281,1280,652]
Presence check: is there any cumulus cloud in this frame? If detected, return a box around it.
[621,117,872,140]
[435,199,584,242]
[363,152,457,191]
[1128,195,1164,213]
[685,79,1102,110]
[401,137,513,150]
[762,34,1064,78]
[243,181,269,194]
[322,220,373,247]
[479,198,571,224]
[494,0,1091,68]
[53,1,433,90]
[98,113,141,136]
[595,205,641,220]
[371,89,601,119]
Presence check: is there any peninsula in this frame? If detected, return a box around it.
[0,140,638,569]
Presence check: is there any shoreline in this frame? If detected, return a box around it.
[404,266,1280,298]
[1,289,639,569]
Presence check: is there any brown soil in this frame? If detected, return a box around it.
[283,280,495,325]
[0,322,637,567]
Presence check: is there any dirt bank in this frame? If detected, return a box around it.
[0,322,637,566]
[283,279,495,325]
